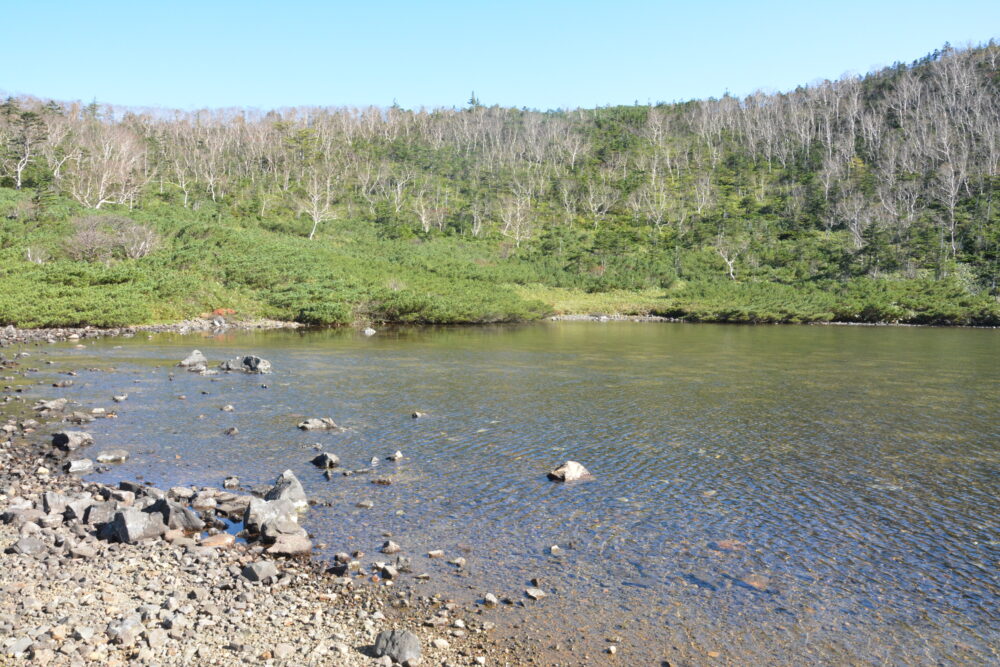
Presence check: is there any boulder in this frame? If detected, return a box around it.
[52,431,93,451]
[261,516,307,543]
[64,498,94,522]
[177,350,207,368]
[83,502,117,526]
[311,452,340,468]
[43,491,70,515]
[264,470,307,509]
[265,534,312,556]
[241,560,279,582]
[110,508,167,543]
[143,498,205,532]
[96,449,129,464]
[219,355,271,374]
[298,417,338,430]
[6,536,47,557]
[243,497,298,534]
[547,460,592,482]
[373,629,422,666]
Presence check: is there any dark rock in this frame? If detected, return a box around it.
[373,629,422,665]
[311,452,340,468]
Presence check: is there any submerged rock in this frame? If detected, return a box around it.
[96,449,129,464]
[547,461,592,482]
[298,417,339,430]
[178,350,208,368]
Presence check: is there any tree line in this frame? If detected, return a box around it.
[1,41,998,290]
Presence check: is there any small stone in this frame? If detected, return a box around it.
[431,638,450,649]
[223,476,240,489]
[96,449,130,464]
[525,587,546,600]
[547,461,591,482]
[483,593,499,607]
[427,549,444,558]
[273,643,295,659]
[200,533,235,548]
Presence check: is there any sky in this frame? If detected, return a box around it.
[2,0,998,112]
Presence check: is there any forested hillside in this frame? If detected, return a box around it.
[1,42,998,327]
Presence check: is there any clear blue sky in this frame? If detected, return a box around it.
[2,0,998,111]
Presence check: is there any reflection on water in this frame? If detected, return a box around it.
[26,323,1000,664]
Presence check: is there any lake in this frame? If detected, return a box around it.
[24,322,1000,665]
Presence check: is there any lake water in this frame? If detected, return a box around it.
[21,322,1000,665]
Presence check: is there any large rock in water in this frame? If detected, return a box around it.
[547,460,592,482]
[52,431,93,451]
[243,497,299,534]
[311,452,340,468]
[177,350,207,368]
[264,470,307,509]
[373,629,422,666]
[219,355,271,374]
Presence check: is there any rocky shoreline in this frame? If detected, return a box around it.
[0,318,303,348]
[0,343,520,666]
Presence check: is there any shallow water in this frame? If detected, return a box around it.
[21,323,1000,664]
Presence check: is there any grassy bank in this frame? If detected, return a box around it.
[1,190,998,328]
